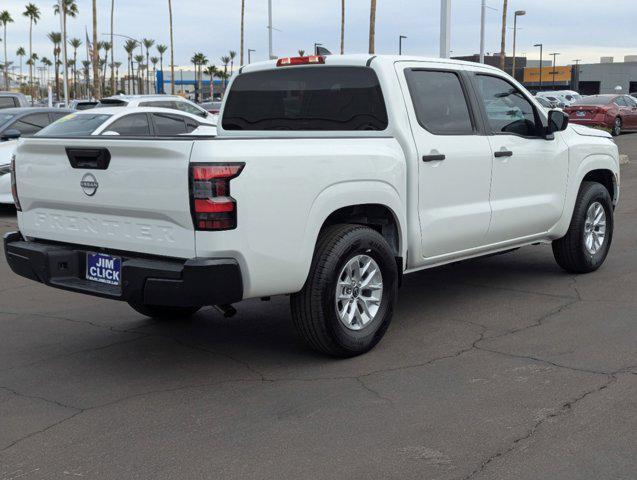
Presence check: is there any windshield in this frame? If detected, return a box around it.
[572,96,613,106]
[36,113,112,136]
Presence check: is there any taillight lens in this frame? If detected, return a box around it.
[276,55,325,67]
[10,155,21,211]
[190,163,244,231]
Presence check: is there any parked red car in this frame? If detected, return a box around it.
[565,94,637,136]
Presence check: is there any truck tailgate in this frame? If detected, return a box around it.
[15,138,196,259]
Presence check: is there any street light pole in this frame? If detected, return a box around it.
[57,0,69,106]
[268,0,274,59]
[550,52,560,89]
[572,59,582,90]
[439,0,451,58]
[534,43,543,90]
[399,35,407,55]
[248,49,255,64]
[512,10,525,77]
[480,0,486,63]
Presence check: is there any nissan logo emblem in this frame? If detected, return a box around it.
[80,173,99,197]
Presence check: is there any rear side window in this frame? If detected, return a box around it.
[222,66,388,131]
[11,113,53,136]
[105,113,151,136]
[141,100,179,110]
[152,113,187,135]
[0,97,17,108]
[405,70,474,135]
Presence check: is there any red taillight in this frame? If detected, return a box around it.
[190,163,244,231]
[10,155,21,211]
[276,55,325,67]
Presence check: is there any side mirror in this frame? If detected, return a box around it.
[1,129,21,141]
[548,110,569,134]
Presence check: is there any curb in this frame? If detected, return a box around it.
[619,154,630,165]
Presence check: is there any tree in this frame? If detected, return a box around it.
[23,3,41,103]
[156,44,167,93]
[499,0,508,71]
[168,0,175,94]
[69,37,81,98]
[123,39,137,94]
[204,64,217,99]
[191,52,207,101]
[142,38,154,94]
[368,0,376,54]
[340,0,345,54]
[150,56,158,93]
[134,54,144,94]
[47,31,62,100]
[16,47,26,86]
[113,61,121,92]
[240,0,245,65]
[229,50,236,75]
[298,49,305,57]
[0,11,14,90]
[54,0,79,103]
[102,42,111,93]
[220,55,230,92]
[109,0,115,94]
[91,0,100,98]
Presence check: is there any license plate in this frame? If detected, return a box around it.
[576,111,586,117]
[86,252,122,286]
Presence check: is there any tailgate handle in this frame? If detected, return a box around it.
[66,147,111,170]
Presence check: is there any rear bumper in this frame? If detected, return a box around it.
[3,231,243,307]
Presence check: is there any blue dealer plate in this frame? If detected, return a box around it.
[86,253,122,286]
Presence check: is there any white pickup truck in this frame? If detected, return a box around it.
[4,55,620,357]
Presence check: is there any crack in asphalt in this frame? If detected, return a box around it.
[459,374,619,480]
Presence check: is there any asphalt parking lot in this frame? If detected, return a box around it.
[0,135,636,480]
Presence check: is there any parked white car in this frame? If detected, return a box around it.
[5,55,620,357]
[36,107,217,137]
[98,94,213,121]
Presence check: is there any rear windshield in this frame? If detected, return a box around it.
[222,66,388,131]
[36,113,112,137]
[572,96,613,106]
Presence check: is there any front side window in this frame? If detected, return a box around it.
[104,113,151,136]
[222,66,388,131]
[36,113,112,136]
[614,96,627,107]
[11,113,53,136]
[0,97,17,108]
[475,75,539,137]
[140,100,179,110]
[175,101,207,118]
[405,70,474,135]
[625,96,637,108]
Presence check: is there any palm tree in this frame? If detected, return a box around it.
[168,0,175,94]
[109,0,115,95]
[54,0,78,102]
[220,55,230,92]
[123,39,137,94]
[499,0,508,71]
[204,64,217,99]
[0,11,14,90]
[47,32,62,100]
[102,42,111,93]
[150,56,159,93]
[240,0,245,65]
[113,61,121,92]
[340,0,345,54]
[156,44,167,93]
[91,0,100,98]
[26,53,38,97]
[16,47,26,87]
[69,38,81,98]
[298,49,305,57]
[368,0,376,54]
[229,50,237,75]
[82,59,90,97]
[134,54,144,94]
[41,56,52,90]
[23,3,41,103]
[142,38,155,94]
[66,58,75,96]
[191,52,207,101]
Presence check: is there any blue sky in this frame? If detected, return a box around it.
[1,0,636,69]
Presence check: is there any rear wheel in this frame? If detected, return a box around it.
[552,181,613,273]
[612,117,622,136]
[128,302,201,319]
[291,224,398,357]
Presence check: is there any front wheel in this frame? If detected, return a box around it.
[552,181,614,273]
[128,302,201,319]
[291,224,398,357]
[612,117,622,136]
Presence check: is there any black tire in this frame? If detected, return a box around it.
[612,117,622,136]
[128,302,201,319]
[290,224,398,358]
[552,181,614,274]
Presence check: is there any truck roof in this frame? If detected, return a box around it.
[239,54,504,75]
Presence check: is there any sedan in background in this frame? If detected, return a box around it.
[200,100,222,115]
[0,107,73,204]
[565,94,637,136]
[36,107,217,138]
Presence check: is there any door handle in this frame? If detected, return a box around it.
[422,154,446,162]
[66,147,111,169]
[494,150,513,158]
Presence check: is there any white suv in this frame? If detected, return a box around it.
[98,95,213,121]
